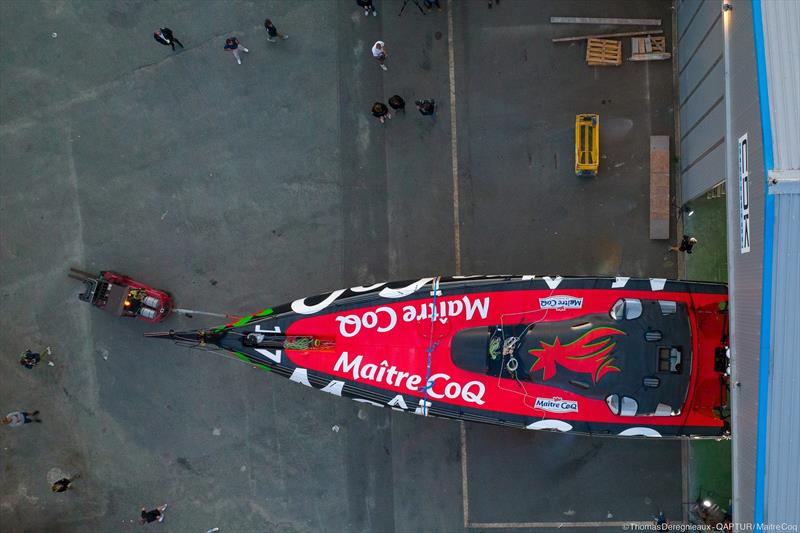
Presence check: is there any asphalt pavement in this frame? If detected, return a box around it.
[1,1,679,532]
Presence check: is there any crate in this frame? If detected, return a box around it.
[631,36,666,54]
[586,38,622,66]
[630,36,671,61]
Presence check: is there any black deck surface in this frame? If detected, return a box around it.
[452,301,693,416]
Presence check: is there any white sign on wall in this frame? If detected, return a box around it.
[738,133,751,254]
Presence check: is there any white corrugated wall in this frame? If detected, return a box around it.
[761,0,800,526]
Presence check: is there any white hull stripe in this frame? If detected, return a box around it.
[254,348,281,363]
[291,289,346,315]
[618,427,662,437]
[289,368,311,387]
[320,380,344,396]
[526,420,573,432]
[612,276,630,288]
[543,276,563,289]
[379,278,434,298]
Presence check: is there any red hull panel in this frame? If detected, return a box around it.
[283,287,726,432]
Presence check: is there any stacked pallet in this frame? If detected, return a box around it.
[630,36,671,61]
[586,38,622,66]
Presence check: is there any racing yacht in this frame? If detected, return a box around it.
[147,275,730,438]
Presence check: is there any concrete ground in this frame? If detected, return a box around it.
[1,1,679,532]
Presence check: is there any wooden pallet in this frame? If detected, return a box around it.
[630,36,671,61]
[586,38,622,66]
[631,36,666,54]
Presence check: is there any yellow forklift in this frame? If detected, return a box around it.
[575,114,600,177]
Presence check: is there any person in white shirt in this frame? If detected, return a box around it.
[372,40,388,71]
[2,410,41,427]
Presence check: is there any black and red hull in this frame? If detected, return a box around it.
[150,275,729,438]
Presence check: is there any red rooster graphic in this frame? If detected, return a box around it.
[529,327,625,383]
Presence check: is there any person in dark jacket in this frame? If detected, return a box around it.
[372,102,392,123]
[264,19,288,42]
[140,504,168,524]
[153,28,183,51]
[52,474,80,493]
[357,0,378,16]
[415,99,436,116]
[19,349,41,369]
[670,235,698,254]
[388,95,405,113]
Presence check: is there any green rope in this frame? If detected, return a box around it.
[283,337,315,350]
[488,336,502,360]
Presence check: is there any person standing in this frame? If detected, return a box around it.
[669,235,698,254]
[388,95,405,114]
[52,474,80,493]
[424,0,443,11]
[372,40,388,71]
[153,28,183,51]
[415,99,436,116]
[224,37,249,65]
[264,19,288,43]
[140,504,168,524]
[357,0,378,16]
[19,349,41,369]
[372,102,392,123]
[2,410,42,427]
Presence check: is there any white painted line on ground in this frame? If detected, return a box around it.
[447,0,462,275]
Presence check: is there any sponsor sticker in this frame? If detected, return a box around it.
[333,352,486,405]
[335,296,490,337]
[539,295,583,310]
[534,397,579,413]
[738,133,751,254]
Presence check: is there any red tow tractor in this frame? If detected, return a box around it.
[69,268,173,323]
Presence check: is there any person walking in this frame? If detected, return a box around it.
[372,102,392,123]
[264,19,288,43]
[52,473,80,493]
[372,41,388,71]
[424,0,443,11]
[224,37,249,65]
[357,0,378,16]
[669,235,698,254]
[153,28,183,51]
[140,504,168,524]
[388,95,405,114]
[2,410,42,427]
[415,99,436,116]
[19,349,41,369]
